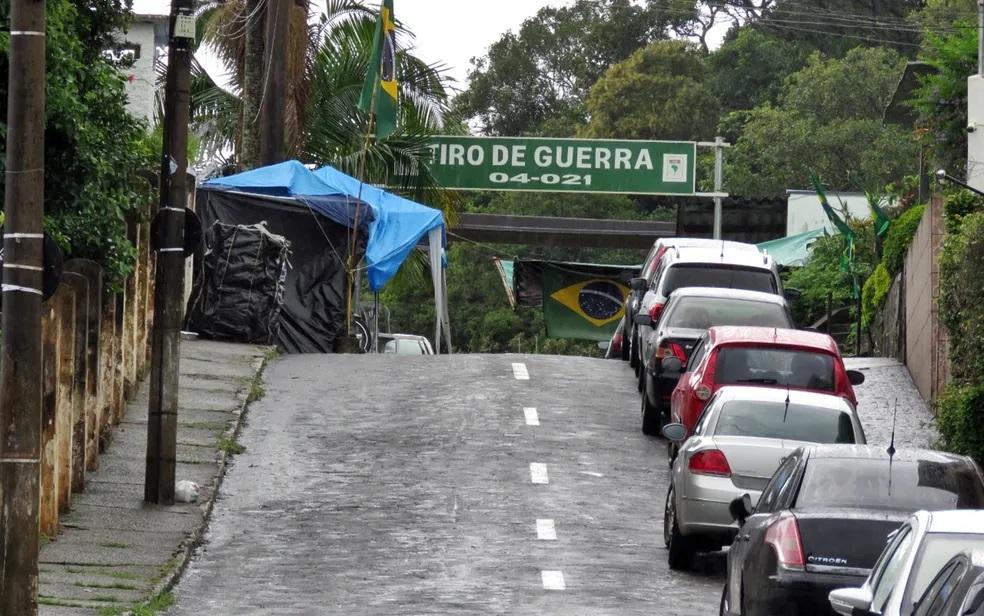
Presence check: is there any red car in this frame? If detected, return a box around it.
[664,326,865,439]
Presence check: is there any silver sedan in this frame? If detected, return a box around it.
[662,386,866,570]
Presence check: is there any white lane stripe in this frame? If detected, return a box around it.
[529,463,549,484]
[541,570,566,590]
[512,362,529,380]
[523,407,539,426]
[536,519,557,540]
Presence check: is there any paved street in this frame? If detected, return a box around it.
[167,354,934,615]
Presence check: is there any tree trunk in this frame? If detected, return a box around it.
[241,0,265,168]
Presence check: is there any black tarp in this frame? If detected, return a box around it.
[187,189,365,353]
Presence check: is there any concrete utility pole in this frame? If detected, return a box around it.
[0,0,46,611]
[970,0,984,191]
[145,0,193,506]
[259,0,289,165]
[712,136,725,239]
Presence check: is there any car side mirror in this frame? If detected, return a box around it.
[633,314,652,327]
[597,341,610,351]
[630,277,647,292]
[828,587,874,616]
[847,369,865,386]
[661,423,688,443]
[784,288,802,301]
[661,356,684,374]
[729,494,753,525]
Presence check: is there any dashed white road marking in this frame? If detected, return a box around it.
[579,471,604,478]
[512,362,530,380]
[523,407,539,426]
[536,519,557,540]
[541,570,566,590]
[529,463,549,484]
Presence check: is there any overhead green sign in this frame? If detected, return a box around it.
[426,136,696,196]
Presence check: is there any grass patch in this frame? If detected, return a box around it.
[217,435,246,456]
[75,581,140,591]
[131,592,175,616]
[107,570,141,581]
[246,379,266,404]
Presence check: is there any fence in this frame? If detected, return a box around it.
[25,217,157,538]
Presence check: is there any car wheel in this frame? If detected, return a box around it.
[641,378,662,436]
[719,585,728,616]
[666,488,694,570]
[629,328,639,370]
[667,441,677,469]
[637,360,646,392]
[663,485,675,548]
[620,325,630,361]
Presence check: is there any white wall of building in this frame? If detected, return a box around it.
[786,190,871,236]
[120,17,167,123]
[968,75,984,192]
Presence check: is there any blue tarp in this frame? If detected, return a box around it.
[203,161,445,291]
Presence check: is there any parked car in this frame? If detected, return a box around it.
[635,288,795,435]
[663,386,865,570]
[829,511,984,616]
[906,550,984,616]
[604,320,624,360]
[663,326,864,448]
[632,242,787,374]
[721,446,984,616]
[623,238,761,365]
[378,333,434,355]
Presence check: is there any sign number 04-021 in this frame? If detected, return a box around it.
[489,172,592,186]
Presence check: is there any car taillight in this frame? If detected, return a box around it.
[659,342,687,363]
[695,385,712,400]
[688,449,732,477]
[765,513,806,569]
[648,302,665,322]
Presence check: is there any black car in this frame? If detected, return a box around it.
[911,550,984,616]
[721,445,984,616]
[634,287,794,433]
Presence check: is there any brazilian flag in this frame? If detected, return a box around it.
[542,264,630,341]
[358,0,398,139]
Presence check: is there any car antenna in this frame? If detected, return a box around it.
[887,398,898,497]
[783,385,791,423]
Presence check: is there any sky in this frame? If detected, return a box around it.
[133,0,578,88]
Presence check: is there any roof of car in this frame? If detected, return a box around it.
[803,444,974,465]
[667,287,787,305]
[707,326,839,353]
[656,238,761,253]
[379,333,429,341]
[665,245,775,269]
[713,385,854,409]
[925,510,984,534]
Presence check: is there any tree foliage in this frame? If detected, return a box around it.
[583,41,719,142]
[939,211,984,383]
[0,0,154,282]
[708,28,810,115]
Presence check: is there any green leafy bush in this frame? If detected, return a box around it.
[861,263,892,327]
[936,384,984,463]
[944,190,984,235]
[882,204,925,276]
[939,212,984,383]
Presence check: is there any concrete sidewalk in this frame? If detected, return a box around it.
[38,338,269,615]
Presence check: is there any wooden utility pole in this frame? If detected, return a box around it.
[145,0,193,506]
[0,0,47,611]
[260,0,289,165]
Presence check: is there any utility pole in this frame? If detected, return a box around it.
[259,0,289,165]
[978,0,983,76]
[0,0,46,611]
[145,0,193,506]
[712,136,725,240]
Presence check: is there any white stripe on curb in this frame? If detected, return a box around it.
[530,463,549,484]
[523,407,539,426]
[536,519,557,540]
[512,362,529,380]
[541,570,566,590]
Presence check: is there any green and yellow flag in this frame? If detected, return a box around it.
[542,264,630,341]
[359,0,398,139]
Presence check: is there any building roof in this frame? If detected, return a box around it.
[884,61,938,127]
[707,326,839,353]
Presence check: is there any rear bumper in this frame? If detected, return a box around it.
[755,568,867,616]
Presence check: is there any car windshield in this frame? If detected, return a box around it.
[664,297,791,330]
[714,347,835,391]
[660,264,777,296]
[712,401,857,444]
[795,459,984,511]
[908,534,984,604]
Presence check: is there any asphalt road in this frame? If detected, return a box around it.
[167,354,723,615]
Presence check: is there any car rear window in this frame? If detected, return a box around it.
[713,401,857,444]
[665,297,792,330]
[660,264,777,296]
[714,347,835,391]
[795,459,984,511]
[909,534,984,603]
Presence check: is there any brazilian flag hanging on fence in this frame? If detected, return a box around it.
[359,0,398,139]
[513,260,635,341]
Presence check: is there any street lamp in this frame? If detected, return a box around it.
[936,168,984,198]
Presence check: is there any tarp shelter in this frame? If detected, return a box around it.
[191,160,450,353]
[756,228,826,268]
